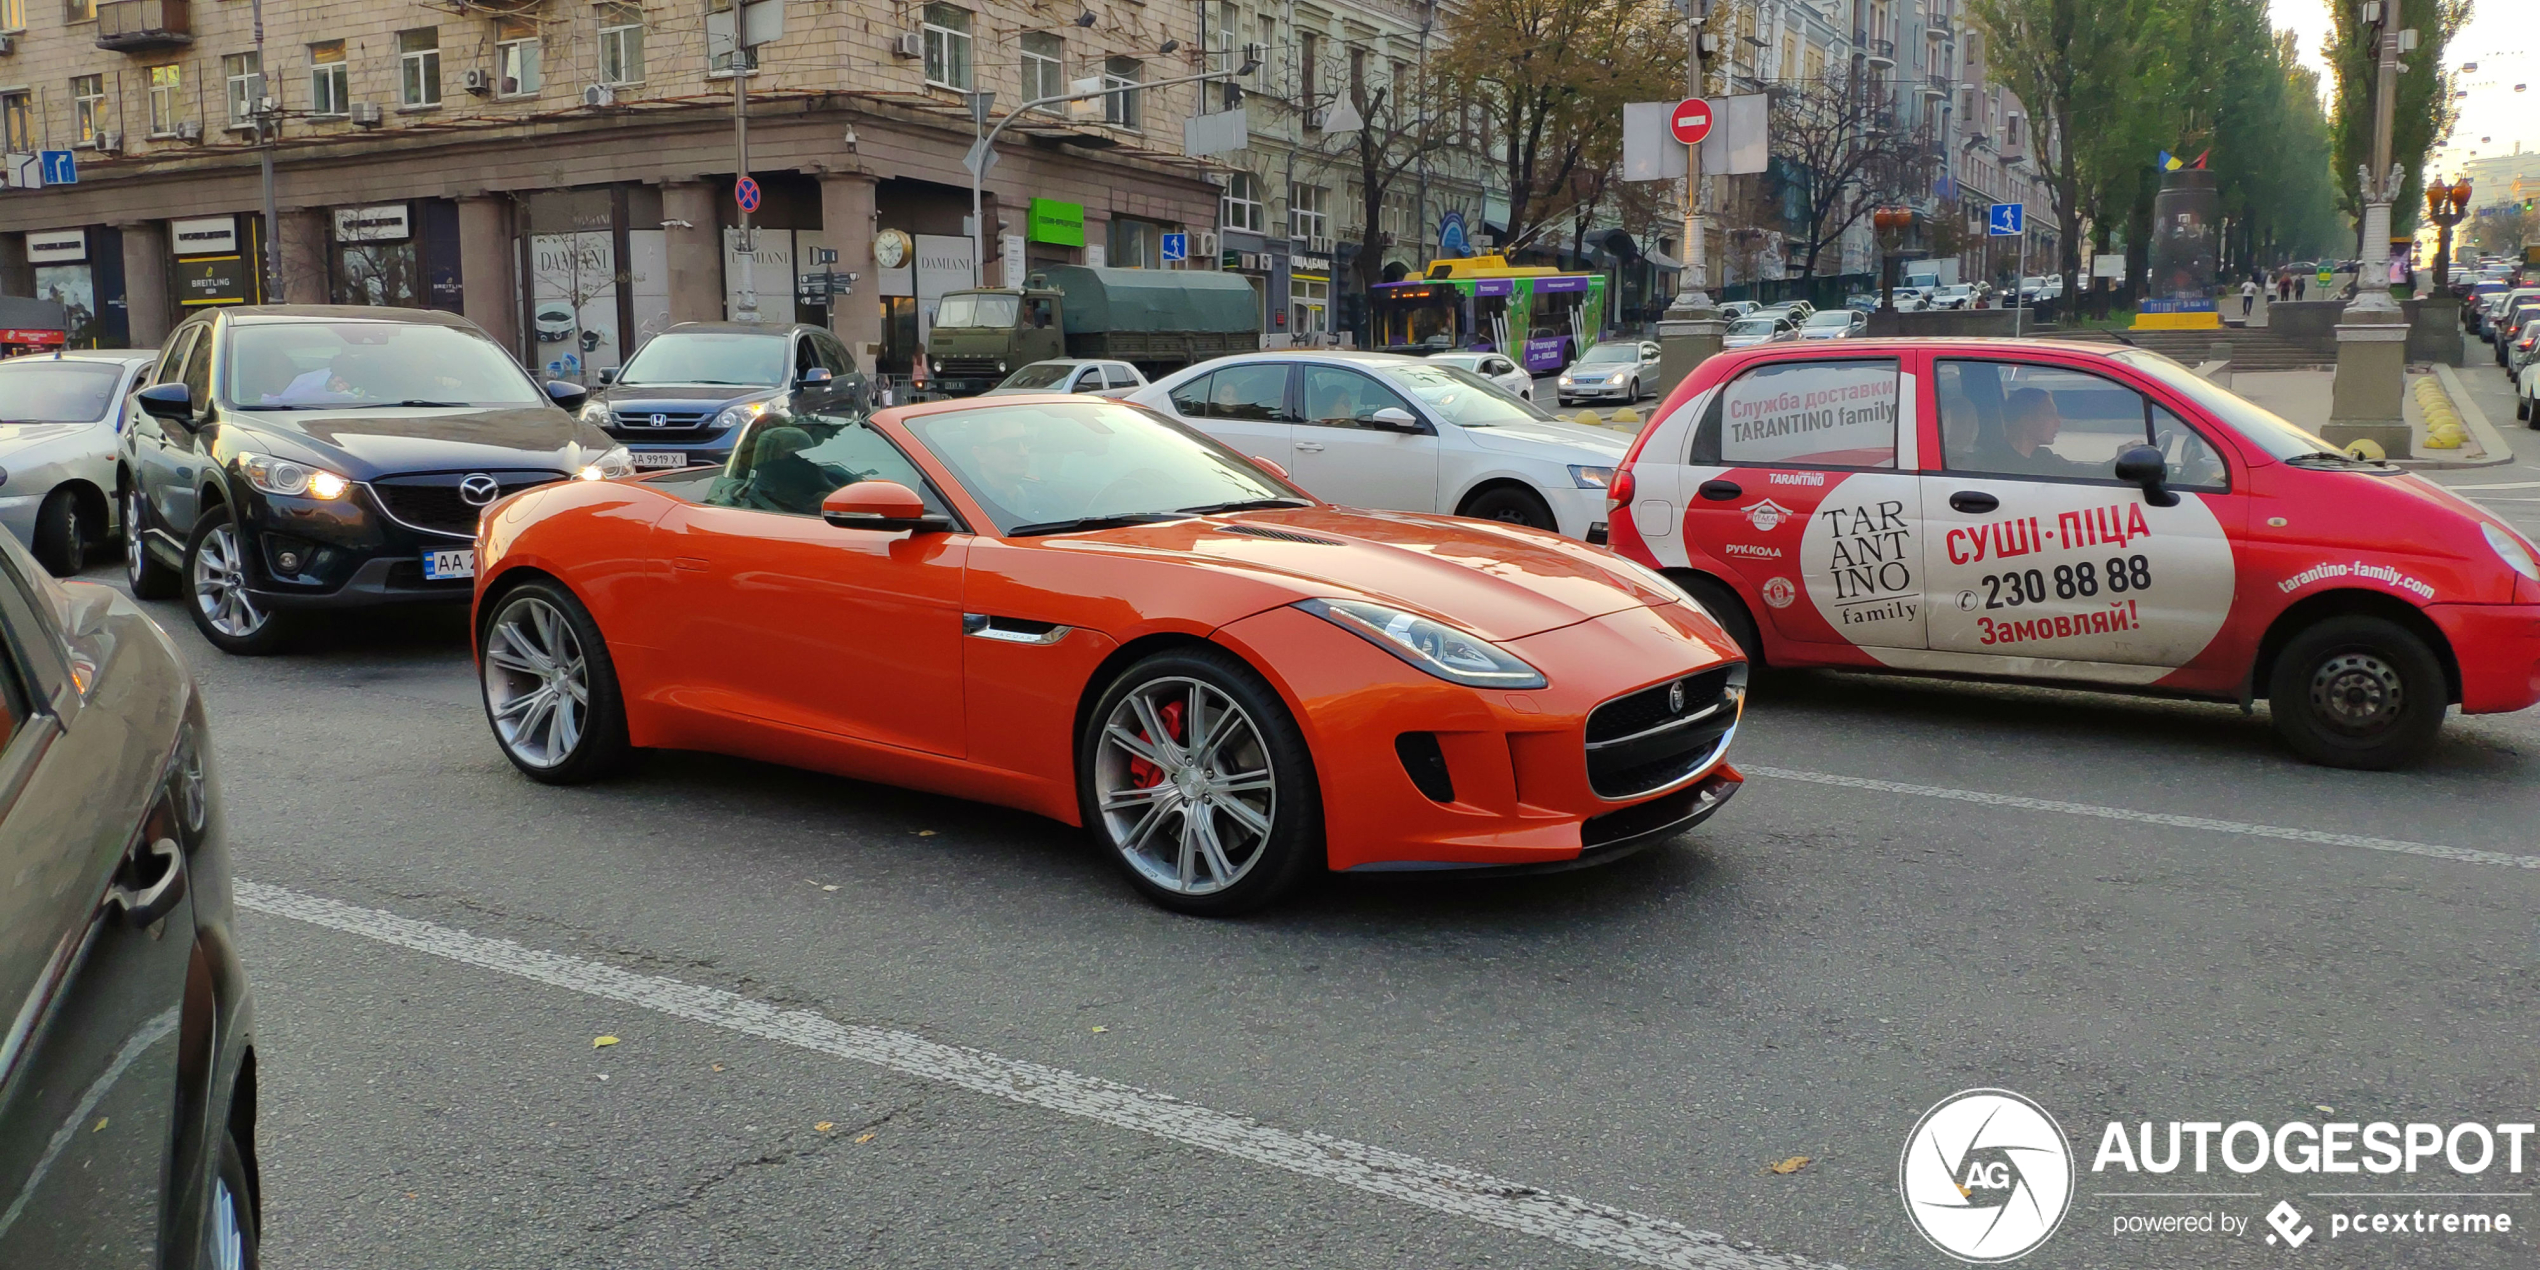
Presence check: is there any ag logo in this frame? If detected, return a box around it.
[1759,576,1797,609]
[1743,499,1794,532]
[1899,1088,2073,1263]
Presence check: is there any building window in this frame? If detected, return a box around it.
[147,64,182,135]
[65,0,92,19]
[224,52,263,129]
[1102,55,1141,128]
[496,19,541,97]
[1290,276,1328,336]
[1298,32,1316,107]
[309,40,349,116]
[0,92,28,152]
[1021,31,1062,106]
[399,28,441,108]
[71,75,104,144]
[0,0,22,31]
[1289,182,1327,241]
[922,3,972,90]
[1223,171,1263,233]
[598,4,645,86]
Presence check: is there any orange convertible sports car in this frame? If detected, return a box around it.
[470,393,1747,913]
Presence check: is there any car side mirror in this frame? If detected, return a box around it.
[799,366,835,388]
[822,480,951,533]
[545,380,590,412]
[136,382,193,424]
[1249,454,1292,481]
[596,368,617,386]
[1367,406,1421,432]
[2113,444,2179,507]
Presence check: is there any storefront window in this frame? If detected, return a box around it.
[1290,276,1329,337]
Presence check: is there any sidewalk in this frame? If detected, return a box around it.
[2232,367,2514,468]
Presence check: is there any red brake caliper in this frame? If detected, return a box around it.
[1126,699,1187,790]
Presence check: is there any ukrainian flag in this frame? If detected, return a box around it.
[2157,150,2183,171]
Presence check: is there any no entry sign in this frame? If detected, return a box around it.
[1669,98,1713,146]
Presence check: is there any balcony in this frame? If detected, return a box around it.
[1863,38,1896,67]
[96,0,192,52]
[1922,73,1951,98]
[1924,14,1952,39]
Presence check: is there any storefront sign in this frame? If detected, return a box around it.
[913,233,974,342]
[170,216,239,256]
[1027,198,1085,247]
[24,230,85,264]
[176,256,252,306]
[334,204,412,243]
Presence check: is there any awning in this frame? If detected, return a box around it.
[1644,248,1684,270]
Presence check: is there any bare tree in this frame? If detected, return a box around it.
[1767,75,1939,280]
[1299,53,1450,297]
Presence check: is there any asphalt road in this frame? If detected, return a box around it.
[78,440,2540,1270]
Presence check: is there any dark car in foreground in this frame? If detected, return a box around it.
[580,322,867,471]
[0,528,258,1268]
[120,305,626,654]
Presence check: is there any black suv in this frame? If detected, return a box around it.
[119,305,624,654]
[581,322,868,472]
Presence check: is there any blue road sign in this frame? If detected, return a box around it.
[1161,232,1188,263]
[37,151,76,185]
[1987,202,2024,236]
[734,176,762,214]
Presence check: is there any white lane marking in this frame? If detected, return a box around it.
[2436,480,2540,490]
[234,882,1845,1270]
[1743,766,2540,871]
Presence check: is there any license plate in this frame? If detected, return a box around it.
[631,451,687,470]
[422,548,476,581]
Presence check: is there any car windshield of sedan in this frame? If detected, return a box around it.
[905,400,1298,534]
[0,359,125,422]
[997,362,1080,390]
[2111,349,2341,461]
[1728,318,1778,336]
[227,322,547,408]
[1575,343,1639,366]
[615,332,788,388]
[1375,364,1550,427]
[1803,311,1855,328]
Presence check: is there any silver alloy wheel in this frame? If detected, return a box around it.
[206,1174,245,1270]
[2310,651,2405,735]
[1093,676,1276,896]
[483,596,590,768]
[124,488,146,586]
[190,522,267,637]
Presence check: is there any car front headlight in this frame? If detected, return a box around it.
[1297,598,1546,689]
[576,445,633,481]
[2483,521,2540,581]
[1569,464,1615,489]
[239,452,350,500]
[713,400,768,431]
[580,400,613,426]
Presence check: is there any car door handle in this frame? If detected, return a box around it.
[1697,479,1743,501]
[105,838,187,930]
[1949,491,2000,514]
[1293,441,1325,453]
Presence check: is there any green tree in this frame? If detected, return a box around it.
[1968,0,2157,307]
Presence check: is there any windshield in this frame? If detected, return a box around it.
[936,294,1020,328]
[904,400,1297,534]
[1577,344,1636,365]
[0,359,125,422]
[2112,350,2340,461]
[1425,353,1485,370]
[1378,364,1550,427]
[226,321,545,408]
[1728,318,1776,335]
[618,332,789,387]
[1804,311,1853,327]
[999,362,1079,390]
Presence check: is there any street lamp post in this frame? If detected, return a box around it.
[2426,176,2472,291]
[1873,206,1914,316]
[2324,0,2413,454]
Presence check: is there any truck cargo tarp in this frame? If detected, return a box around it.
[1040,265,1259,336]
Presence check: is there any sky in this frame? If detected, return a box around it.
[2267,0,2536,176]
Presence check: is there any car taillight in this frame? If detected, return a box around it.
[1606,466,1635,510]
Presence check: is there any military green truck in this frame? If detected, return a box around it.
[925,265,1262,395]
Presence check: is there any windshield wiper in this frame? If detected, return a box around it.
[1007,512,1195,537]
[324,398,477,408]
[1175,497,1313,514]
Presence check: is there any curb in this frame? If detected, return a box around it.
[2393,364,2515,470]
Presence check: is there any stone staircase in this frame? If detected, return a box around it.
[2039,326,2333,370]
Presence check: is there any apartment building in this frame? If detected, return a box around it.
[0,0,1234,379]
[1866,0,2058,284]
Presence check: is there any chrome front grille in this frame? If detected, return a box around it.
[1583,665,1743,799]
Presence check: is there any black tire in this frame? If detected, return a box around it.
[183,504,292,656]
[124,481,182,599]
[2267,615,2447,770]
[1077,646,1321,916]
[30,487,86,577]
[1460,484,1558,531]
[1676,572,1764,668]
[203,1125,261,1270]
[478,579,634,784]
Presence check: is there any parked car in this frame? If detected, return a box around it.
[2518,354,2540,423]
[1125,351,1629,541]
[1797,310,1869,340]
[1722,315,1800,348]
[473,393,1748,914]
[1844,292,1880,313]
[582,322,867,470]
[0,349,157,575]
[120,305,625,655]
[1608,338,2540,768]
[1928,284,1977,310]
[0,527,259,1268]
[1757,300,1817,324]
[2504,313,2540,377]
[1718,301,1762,322]
[1555,340,1663,406]
[1420,350,1536,402]
[985,358,1149,398]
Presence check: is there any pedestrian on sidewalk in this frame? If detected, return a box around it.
[2277,272,2292,302]
[2295,275,2308,301]
[2241,278,2258,317]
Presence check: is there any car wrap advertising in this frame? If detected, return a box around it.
[1717,359,1900,468]
[1920,480,2237,667]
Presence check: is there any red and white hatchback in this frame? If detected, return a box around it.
[1608,339,2540,768]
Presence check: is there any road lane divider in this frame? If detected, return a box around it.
[1742,766,2540,871]
[234,881,1844,1270]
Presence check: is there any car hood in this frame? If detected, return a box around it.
[229,405,605,477]
[0,421,105,455]
[595,384,778,408]
[1457,416,1630,461]
[1055,507,1674,642]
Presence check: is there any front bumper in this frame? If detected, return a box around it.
[1558,381,1636,401]
[239,482,509,611]
[1213,600,1746,873]
[2427,602,2540,713]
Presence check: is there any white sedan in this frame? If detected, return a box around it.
[1555,340,1664,406]
[2519,357,2539,425]
[1420,350,1535,402]
[0,349,157,575]
[984,358,1147,398]
[1125,351,1631,542]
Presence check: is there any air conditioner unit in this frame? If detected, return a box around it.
[92,131,122,153]
[1196,230,1219,259]
[1304,107,1326,131]
[0,34,15,55]
[351,102,384,126]
[175,120,202,141]
[463,68,491,94]
[891,32,923,58]
[583,84,616,107]
[1307,235,1334,255]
